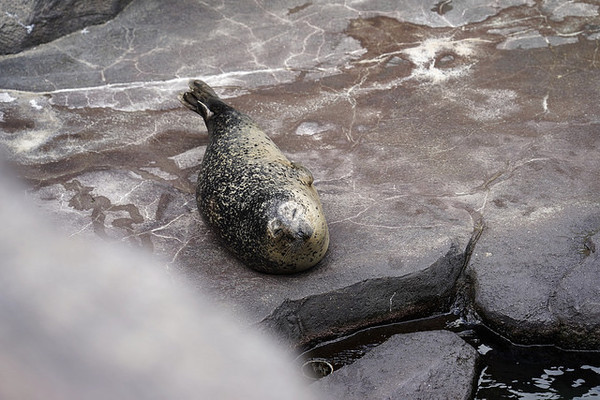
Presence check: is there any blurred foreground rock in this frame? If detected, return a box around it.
[0,172,313,400]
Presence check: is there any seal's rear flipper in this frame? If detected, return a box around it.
[180,80,223,121]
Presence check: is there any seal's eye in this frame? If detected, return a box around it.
[268,218,284,238]
[278,201,301,221]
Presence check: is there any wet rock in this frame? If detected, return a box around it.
[311,330,478,400]
[472,207,600,349]
[262,242,469,347]
[467,113,600,349]
[554,236,600,348]
[0,0,134,55]
[0,173,313,400]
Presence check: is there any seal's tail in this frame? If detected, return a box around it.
[179,80,222,121]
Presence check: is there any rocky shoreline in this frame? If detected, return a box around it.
[1,0,599,398]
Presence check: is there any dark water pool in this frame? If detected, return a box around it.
[297,314,600,399]
[469,326,600,399]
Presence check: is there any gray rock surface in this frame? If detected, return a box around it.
[262,242,470,346]
[0,171,313,400]
[0,0,134,55]
[312,330,479,400]
[472,206,600,349]
[0,1,599,391]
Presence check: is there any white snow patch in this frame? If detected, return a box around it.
[4,12,34,34]
[12,131,51,153]
[295,122,334,136]
[402,37,483,83]
[0,92,16,103]
[528,205,563,221]
[29,99,43,110]
[139,167,178,181]
[169,146,205,170]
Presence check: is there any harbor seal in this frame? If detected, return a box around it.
[180,80,329,274]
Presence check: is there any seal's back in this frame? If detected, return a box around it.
[180,80,329,274]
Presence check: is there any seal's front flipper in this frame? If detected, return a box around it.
[291,162,315,186]
[179,80,223,121]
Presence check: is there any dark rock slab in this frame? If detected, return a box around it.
[0,0,134,55]
[262,241,473,347]
[471,205,600,349]
[553,232,600,346]
[312,330,479,400]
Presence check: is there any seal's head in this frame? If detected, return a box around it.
[268,200,314,243]
[264,199,328,273]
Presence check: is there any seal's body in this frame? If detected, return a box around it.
[180,80,329,274]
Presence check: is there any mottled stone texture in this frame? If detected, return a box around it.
[1,0,600,396]
[0,0,134,55]
[312,331,479,400]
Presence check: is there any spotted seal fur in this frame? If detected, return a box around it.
[180,80,329,274]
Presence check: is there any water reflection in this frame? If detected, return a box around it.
[472,325,600,399]
[297,313,600,399]
[475,356,600,399]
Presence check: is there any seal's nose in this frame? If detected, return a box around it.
[294,220,314,241]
